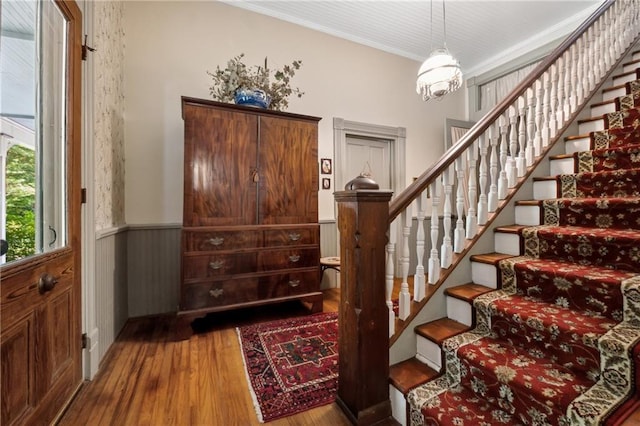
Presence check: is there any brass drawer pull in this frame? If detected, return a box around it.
[207,237,225,246]
[289,255,300,263]
[209,260,225,270]
[209,288,224,298]
[288,280,300,287]
[288,232,301,241]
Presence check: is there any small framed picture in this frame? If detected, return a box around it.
[320,158,332,174]
[322,178,331,190]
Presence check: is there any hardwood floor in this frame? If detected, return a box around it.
[59,289,352,426]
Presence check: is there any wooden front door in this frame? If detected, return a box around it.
[1,1,83,424]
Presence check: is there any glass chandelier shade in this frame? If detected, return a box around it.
[416,47,463,101]
[416,0,463,101]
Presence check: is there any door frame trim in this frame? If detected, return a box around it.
[333,118,406,266]
[333,117,406,199]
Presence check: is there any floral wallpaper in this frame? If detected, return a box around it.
[93,1,125,230]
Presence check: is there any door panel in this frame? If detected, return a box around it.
[0,1,83,424]
[345,136,391,190]
[259,116,318,224]
[182,104,258,226]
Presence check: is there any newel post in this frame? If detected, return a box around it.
[334,175,393,425]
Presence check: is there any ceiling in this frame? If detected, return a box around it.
[223,0,602,76]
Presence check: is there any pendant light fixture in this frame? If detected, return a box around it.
[416,0,463,101]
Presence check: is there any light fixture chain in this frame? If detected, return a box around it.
[442,0,447,49]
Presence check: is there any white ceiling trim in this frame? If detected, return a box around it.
[220,0,427,61]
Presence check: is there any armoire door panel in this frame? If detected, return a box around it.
[258,116,318,224]
[183,105,258,226]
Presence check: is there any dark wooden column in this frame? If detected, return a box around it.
[335,187,393,425]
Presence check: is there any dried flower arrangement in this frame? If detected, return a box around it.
[207,53,304,111]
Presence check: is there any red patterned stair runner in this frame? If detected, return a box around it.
[407,85,640,425]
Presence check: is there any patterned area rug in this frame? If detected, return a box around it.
[237,312,338,422]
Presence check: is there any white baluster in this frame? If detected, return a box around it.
[385,243,396,338]
[454,156,465,253]
[440,166,453,268]
[466,140,478,238]
[517,99,527,177]
[488,123,500,210]
[542,71,551,148]
[534,81,543,159]
[575,38,584,105]
[507,109,518,187]
[498,115,509,199]
[549,64,559,137]
[563,52,572,122]
[398,210,411,321]
[586,27,596,91]
[524,88,537,167]
[414,190,426,302]
[477,133,488,225]
[556,57,565,126]
[428,181,440,284]
[570,44,578,113]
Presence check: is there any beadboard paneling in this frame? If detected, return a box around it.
[126,225,181,318]
[320,220,339,288]
[95,229,128,362]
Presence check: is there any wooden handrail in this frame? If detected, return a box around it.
[389,0,614,222]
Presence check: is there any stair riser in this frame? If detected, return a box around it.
[447,297,473,327]
[494,232,520,255]
[591,102,616,116]
[565,137,591,154]
[603,86,627,102]
[579,118,604,134]
[623,62,640,73]
[415,336,442,372]
[550,157,575,175]
[389,386,408,426]
[614,72,639,86]
[471,262,498,288]
[515,205,541,226]
[533,180,558,200]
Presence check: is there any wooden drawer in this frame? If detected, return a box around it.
[183,230,262,252]
[258,247,319,271]
[180,278,258,310]
[264,227,318,246]
[257,270,319,299]
[182,253,256,281]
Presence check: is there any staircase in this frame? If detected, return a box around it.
[389,51,640,425]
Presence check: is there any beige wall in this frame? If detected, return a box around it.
[122,1,466,224]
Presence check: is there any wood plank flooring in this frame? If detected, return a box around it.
[59,289,351,426]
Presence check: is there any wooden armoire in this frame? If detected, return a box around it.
[177,97,323,338]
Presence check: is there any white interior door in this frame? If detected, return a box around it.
[344,136,392,190]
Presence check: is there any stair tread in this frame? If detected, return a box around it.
[414,318,468,344]
[470,252,514,264]
[445,283,493,303]
[549,153,575,160]
[389,357,439,395]
[515,200,542,206]
[565,133,591,141]
[578,116,604,124]
[495,224,528,233]
[622,59,640,67]
[591,99,615,107]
